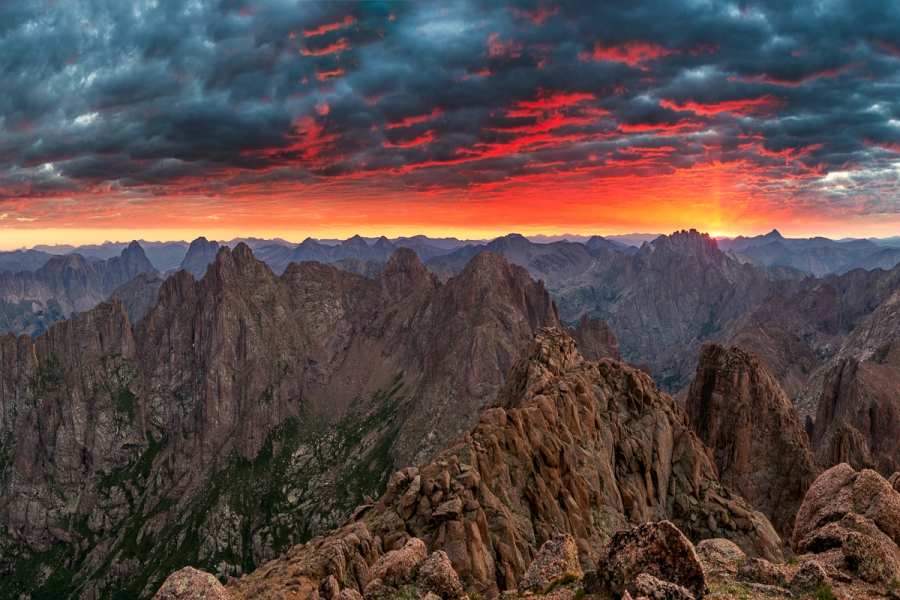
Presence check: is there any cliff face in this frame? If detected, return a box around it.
[684,344,821,536]
[793,286,900,478]
[0,245,568,599]
[0,241,157,337]
[725,324,819,399]
[225,328,782,600]
[810,344,900,477]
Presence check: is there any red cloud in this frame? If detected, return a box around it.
[659,95,784,116]
[510,5,559,24]
[580,42,676,68]
[385,109,444,129]
[486,33,522,61]
[383,131,435,148]
[731,63,864,87]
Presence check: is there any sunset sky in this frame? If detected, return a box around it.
[2,0,900,247]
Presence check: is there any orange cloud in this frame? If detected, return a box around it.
[303,16,357,37]
[301,38,350,56]
[315,69,344,81]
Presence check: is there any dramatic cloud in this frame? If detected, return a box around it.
[1,0,899,237]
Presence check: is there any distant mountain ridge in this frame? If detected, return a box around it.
[0,241,157,336]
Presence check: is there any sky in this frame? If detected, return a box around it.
[2,0,900,247]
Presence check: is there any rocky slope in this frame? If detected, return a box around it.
[566,315,622,362]
[0,246,585,599]
[221,327,782,600]
[216,455,900,600]
[659,247,900,396]
[0,241,157,336]
[684,344,821,537]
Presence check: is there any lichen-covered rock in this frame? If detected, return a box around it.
[736,558,786,587]
[418,551,463,599]
[321,575,341,599]
[363,578,390,600]
[634,573,696,600]
[152,567,229,600]
[788,560,832,595]
[890,472,900,494]
[842,532,888,583]
[517,534,582,594]
[696,539,746,575]
[595,521,707,599]
[792,463,900,582]
[369,538,428,588]
[336,589,364,600]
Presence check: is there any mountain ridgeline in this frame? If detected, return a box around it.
[0,241,157,337]
[0,244,620,599]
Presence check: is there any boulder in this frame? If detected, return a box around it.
[634,573,696,600]
[792,464,900,581]
[788,560,832,595]
[418,551,464,599]
[369,538,428,588]
[518,534,582,594]
[153,567,229,600]
[336,590,364,600]
[736,558,786,587]
[696,539,746,575]
[595,521,707,599]
[842,532,888,583]
[320,575,341,599]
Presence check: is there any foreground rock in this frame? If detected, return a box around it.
[685,344,821,536]
[696,539,746,576]
[152,567,228,600]
[792,463,900,584]
[594,521,708,599]
[517,534,581,594]
[225,328,781,599]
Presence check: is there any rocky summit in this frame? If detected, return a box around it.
[223,327,782,600]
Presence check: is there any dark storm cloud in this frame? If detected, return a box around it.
[1,0,900,215]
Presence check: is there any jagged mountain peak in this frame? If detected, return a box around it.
[344,234,369,246]
[119,240,154,269]
[685,343,821,535]
[375,248,440,303]
[181,236,220,278]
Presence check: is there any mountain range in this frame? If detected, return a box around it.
[3,230,900,598]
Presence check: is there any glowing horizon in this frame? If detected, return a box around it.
[2,1,899,245]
